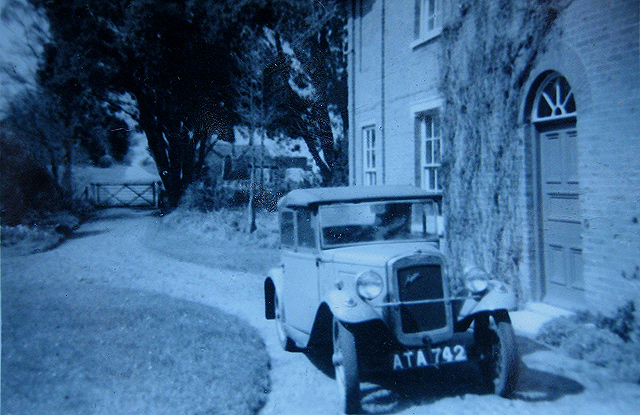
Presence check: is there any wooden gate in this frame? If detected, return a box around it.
[85,182,163,208]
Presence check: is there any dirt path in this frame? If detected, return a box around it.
[3,209,640,414]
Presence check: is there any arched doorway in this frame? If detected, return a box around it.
[532,72,584,304]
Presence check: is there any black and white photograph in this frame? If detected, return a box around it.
[1,0,639,414]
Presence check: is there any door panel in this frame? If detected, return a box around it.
[282,251,319,334]
[540,128,584,301]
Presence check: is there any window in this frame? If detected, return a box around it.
[297,209,316,249]
[414,0,442,43]
[417,112,442,192]
[281,210,294,248]
[533,74,577,122]
[363,126,378,186]
[319,200,443,247]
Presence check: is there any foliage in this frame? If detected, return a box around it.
[2,89,71,185]
[31,0,239,208]
[29,0,349,212]
[439,0,567,288]
[156,206,280,274]
[536,301,640,383]
[181,181,285,213]
[161,207,279,250]
[234,0,349,186]
[573,301,638,343]
[0,128,65,225]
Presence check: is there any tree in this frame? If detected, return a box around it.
[32,0,237,208]
[3,87,71,189]
[236,0,349,186]
[439,0,568,289]
[32,0,348,209]
[231,26,280,231]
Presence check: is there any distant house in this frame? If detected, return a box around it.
[347,0,640,312]
[209,140,313,192]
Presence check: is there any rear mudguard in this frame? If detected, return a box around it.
[264,265,284,320]
[324,289,381,324]
[457,282,517,322]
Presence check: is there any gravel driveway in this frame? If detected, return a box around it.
[3,208,640,414]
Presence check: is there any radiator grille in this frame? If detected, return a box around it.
[397,264,446,333]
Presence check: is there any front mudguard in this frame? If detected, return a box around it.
[457,282,517,323]
[324,289,381,324]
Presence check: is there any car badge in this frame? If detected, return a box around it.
[405,272,421,287]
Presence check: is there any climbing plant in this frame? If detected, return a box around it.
[439,0,570,289]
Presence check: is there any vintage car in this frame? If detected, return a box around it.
[264,186,519,414]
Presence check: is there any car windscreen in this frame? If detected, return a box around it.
[318,200,442,247]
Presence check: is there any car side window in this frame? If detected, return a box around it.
[281,210,295,248]
[421,200,444,236]
[297,209,316,249]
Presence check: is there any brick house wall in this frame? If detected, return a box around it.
[520,0,640,313]
[349,0,443,188]
[348,0,640,312]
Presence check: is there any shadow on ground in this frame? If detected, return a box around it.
[88,207,158,222]
[65,229,110,240]
[304,335,584,414]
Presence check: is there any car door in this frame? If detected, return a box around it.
[282,208,320,334]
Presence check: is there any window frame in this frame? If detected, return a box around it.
[412,0,442,47]
[362,125,379,186]
[416,110,442,193]
[532,74,577,123]
[296,208,317,250]
[280,209,295,249]
[280,208,318,251]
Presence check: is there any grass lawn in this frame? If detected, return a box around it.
[150,208,281,275]
[2,273,270,415]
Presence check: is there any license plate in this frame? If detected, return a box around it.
[392,345,467,371]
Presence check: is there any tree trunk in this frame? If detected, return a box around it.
[61,141,73,197]
[49,148,59,185]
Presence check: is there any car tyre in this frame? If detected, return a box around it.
[476,312,519,397]
[332,318,361,414]
[274,292,297,352]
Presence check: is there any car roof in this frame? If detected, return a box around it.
[278,185,442,209]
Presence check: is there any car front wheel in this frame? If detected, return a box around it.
[476,311,519,397]
[332,318,361,414]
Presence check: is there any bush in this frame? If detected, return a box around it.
[154,207,280,274]
[537,301,640,383]
[599,301,636,342]
[160,207,280,250]
[180,183,240,211]
[1,224,52,246]
[536,316,578,348]
[0,131,65,226]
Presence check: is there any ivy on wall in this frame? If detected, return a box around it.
[439,0,569,290]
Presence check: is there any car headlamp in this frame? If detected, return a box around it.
[356,270,384,300]
[466,279,489,294]
[464,266,490,294]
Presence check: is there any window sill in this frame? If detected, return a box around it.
[410,28,442,49]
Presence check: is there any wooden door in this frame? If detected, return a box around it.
[539,127,584,302]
